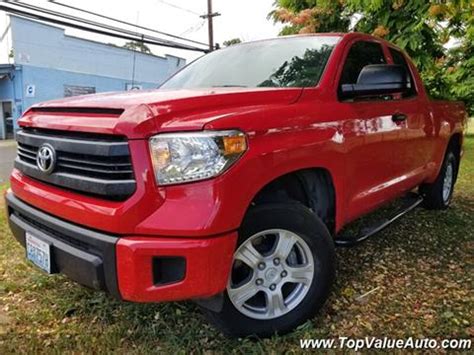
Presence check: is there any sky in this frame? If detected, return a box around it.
[15,0,283,63]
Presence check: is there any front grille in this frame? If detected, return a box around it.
[17,142,134,180]
[15,128,136,200]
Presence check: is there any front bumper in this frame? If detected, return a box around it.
[5,191,237,302]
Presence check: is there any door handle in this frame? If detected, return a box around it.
[392,113,407,122]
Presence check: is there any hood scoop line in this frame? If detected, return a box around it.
[31,107,124,116]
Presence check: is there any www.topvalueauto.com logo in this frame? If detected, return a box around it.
[300,337,472,351]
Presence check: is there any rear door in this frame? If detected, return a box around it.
[386,47,434,192]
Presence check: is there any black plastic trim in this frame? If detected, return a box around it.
[335,192,423,247]
[5,192,121,299]
[152,256,186,285]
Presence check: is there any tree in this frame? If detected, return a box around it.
[123,41,152,54]
[223,38,242,47]
[444,1,474,115]
[269,0,351,34]
[271,0,474,114]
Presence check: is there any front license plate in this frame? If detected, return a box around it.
[26,232,52,274]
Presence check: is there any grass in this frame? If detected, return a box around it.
[0,135,473,353]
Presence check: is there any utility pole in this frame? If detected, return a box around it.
[200,0,220,51]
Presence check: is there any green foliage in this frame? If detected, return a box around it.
[449,50,474,115]
[223,38,242,47]
[350,1,443,70]
[271,0,474,115]
[270,0,351,33]
[123,41,152,54]
[445,3,474,115]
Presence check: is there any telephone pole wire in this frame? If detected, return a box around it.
[200,0,220,51]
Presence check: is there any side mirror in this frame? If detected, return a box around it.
[341,64,407,99]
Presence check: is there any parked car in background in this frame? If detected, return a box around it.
[5,33,467,337]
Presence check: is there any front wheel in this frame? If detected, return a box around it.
[202,203,335,338]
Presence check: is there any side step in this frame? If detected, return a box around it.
[334,193,423,247]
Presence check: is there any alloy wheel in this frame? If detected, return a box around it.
[227,229,315,320]
[443,161,454,203]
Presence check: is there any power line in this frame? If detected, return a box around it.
[49,0,208,47]
[16,1,181,48]
[180,20,206,37]
[3,1,207,52]
[155,0,201,16]
[15,1,202,51]
[0,2,207,52]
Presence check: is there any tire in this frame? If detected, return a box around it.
[420,150,458,210]
[202,202,335,338]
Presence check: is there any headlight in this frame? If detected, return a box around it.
[149,130,247,185]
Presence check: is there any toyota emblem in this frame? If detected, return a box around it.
[36,144,56,174]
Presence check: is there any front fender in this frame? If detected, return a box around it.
[135,124,348,236]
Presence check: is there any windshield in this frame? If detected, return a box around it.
[161,36,340,89]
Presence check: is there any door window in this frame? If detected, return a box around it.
[339,41,386,94]
[389,48,417,97]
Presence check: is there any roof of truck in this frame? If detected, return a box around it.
[227,32,393,48]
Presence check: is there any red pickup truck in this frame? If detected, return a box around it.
[6,33,467,337]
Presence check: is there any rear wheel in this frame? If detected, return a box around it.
[203,203,335,338]
[420,150,458,210]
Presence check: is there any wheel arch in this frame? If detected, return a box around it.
[448,132,462,158]
[246,167,338,235]
[447,132,463,181]
[427,131,464,185]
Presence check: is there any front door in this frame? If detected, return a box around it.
[335,40,404,221]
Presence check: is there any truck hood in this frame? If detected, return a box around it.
[21,87,303,138]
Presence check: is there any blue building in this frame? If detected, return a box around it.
[0,15,186,139]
